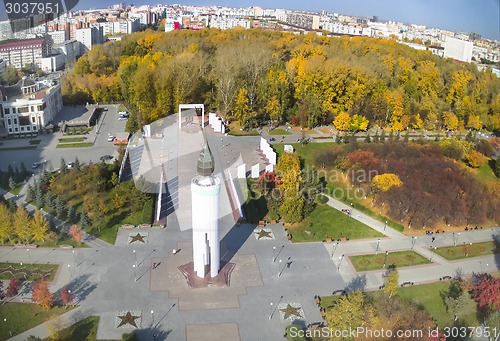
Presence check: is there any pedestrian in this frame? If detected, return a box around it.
[431,237,435,242]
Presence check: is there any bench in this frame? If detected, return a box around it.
[308,322,325,329]
[139,224,151,229]
[270,220,278,224]
[340,237,347,242]
[258,220,265,227]
[121,224,134,229]
[59,245,74,249]
[440,276,452,281]
[323,238,332,243]
[332,289,345,296]
[400,281,414,287]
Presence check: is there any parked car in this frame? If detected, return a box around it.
[32,162,40,168]
[100,155,113,161]
[107,135,115,142]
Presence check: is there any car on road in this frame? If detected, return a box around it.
[32,162,40,168]
[107,135,115,142]
[67,162,75,169]
[100,155,113,161]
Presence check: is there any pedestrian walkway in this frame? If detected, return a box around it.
[322,193,499,290]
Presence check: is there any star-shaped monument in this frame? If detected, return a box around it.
[256,229,272,240]
[129,232,146,244]
[279,303,304,320]
[117,311,140,328]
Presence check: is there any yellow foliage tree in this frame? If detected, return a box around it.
[465,150,486,168]
[371,173,403,193]
[442,111,459,131]
[384,269,399,298]
[13,205,32,244]
[466,115,482,131]
[31,209,50,243]
[333,112,351,132]
[275,153,304,223]
[233,88,251,127]
[0,204,12,244]
[325,290,377,331]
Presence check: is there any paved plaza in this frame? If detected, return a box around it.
[0,125,498,341]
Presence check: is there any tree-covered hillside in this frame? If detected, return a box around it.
[62,28,500,133]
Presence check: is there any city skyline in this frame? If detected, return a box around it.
[74,0,499,40]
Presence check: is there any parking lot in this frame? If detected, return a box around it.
[0,104,128,172]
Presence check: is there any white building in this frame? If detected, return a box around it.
[41,54,65,72]
[48,30,67,45]
[0,77,62,136]
[75,26,103,52]
[444,36,473,63]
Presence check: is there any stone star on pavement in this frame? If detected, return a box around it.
[256,229,272,240]
[129,233,146,244]
[279,304,303,320]
[117,311,140,328]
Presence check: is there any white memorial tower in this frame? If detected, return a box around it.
[191,142,221,278]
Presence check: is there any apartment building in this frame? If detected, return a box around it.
[0,36,53,69]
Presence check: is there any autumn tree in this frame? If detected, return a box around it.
[275,153,304,223]
[6,278,21,297]
[466,115,482,131]
[442,111,459,131]
[464,150,486,168]
[60,287,73,306]
[13,205,32,244]
[371,173,402,194]
[31,209,50,243]
[32,278,53,310]
[349,114,369,133]
[469,275,500,312]
[333,112,351,132]
[0,203,13,244]
[69,224,83,244]
[384,269,399,298]
[326,290,376,331]
[233,88,251,127]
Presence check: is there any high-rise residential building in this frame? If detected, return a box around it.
[0,36,53,69]
[444,35,473,63]
[75,26,103,52]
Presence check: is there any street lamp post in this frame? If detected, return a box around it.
[411,236,417,250]
[465,242,472,257]
[67,264,72,279]
[133,250,137,267]
[27,248,31,263]
[151,310,154,326]
[331,242,339,259]
[4,318,12,336]
[72,250,76,265]
[383,251,388,268]
[337,254,344,271]
[384,220,387,232]
[269,302,273,320]
[133,264,137,281]
[273,246,276,263]
[376,239,380,254]
[278,259,282,278]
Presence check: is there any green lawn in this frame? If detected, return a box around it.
[371,281,479,328]
[0,262,58,281]
[58,137,86,143]
[269,128,291,136]
[349,250,430,271]
[433,241,499,260]
[321,281,479,330]
[56,142,94,148]
[289,204,383,242]
[474,160,498,183]
[0,303,71,340]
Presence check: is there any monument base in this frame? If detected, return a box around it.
[178,261,235,288]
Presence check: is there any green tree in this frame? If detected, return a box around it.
[8,176,15,190]
[1,65,20,85]
[442,111,459,131]
[55,197,66,219]
[275,153,304,224]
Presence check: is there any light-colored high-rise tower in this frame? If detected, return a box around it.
[191,142,221,278]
